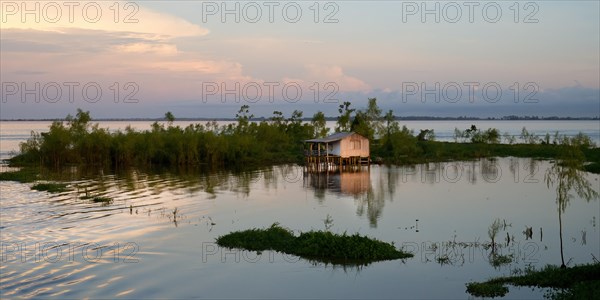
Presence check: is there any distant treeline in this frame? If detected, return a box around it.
[3,115,598,122]
[7,99,600,172]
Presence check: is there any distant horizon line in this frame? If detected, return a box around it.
[1,116,599,122]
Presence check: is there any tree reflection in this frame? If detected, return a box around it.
[545,144,599,268]
[303,172,330,203]
[355,186,384,228]
[303,169,382,226]
[481,158,501,183]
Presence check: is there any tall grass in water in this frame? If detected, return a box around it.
[10,108,314,169]
[466,263,600,299]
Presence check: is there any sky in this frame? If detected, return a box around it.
[1,0,599,119]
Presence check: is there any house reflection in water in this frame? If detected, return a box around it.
[303,132,388,227]
[303,169,371,197]
[304,168,386,228]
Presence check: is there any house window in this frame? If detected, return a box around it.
[352,140,361,150]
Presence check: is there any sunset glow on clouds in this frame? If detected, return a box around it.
[2,1,209,37]
[1,1,598,118]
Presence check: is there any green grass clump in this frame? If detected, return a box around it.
[216,223,413,265]
[294,230,411,262]
[466,263,600,299]
[31,182,70,193]
[490,254,513,267]
[465,282,509,298]
[583,162,600,174]
[0,169,38,183]
[90,196,113,204]
[436,255,451,265]
[547,280,600,300]
[215,223,296,252]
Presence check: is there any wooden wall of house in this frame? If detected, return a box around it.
[339,134,370,158]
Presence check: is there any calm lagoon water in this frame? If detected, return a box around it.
[0,121,599,299]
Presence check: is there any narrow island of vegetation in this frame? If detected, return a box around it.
[216,223,413,265]
[466,262,600,299]
[1,98,599,188]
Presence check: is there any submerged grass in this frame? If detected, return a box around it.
[414,142,600,167]
[490,254,513,268]
[583,162,600,174]
[466,263,600,299]
[31,182,70,193]
[1,167,72,193]
[216,223,413,265]
[90,196,113,205]
[380,142,600,174]
[0,168,39,183]
[80,193,113,204]
[466,282,509,298]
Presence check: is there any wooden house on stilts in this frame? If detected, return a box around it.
[304,132,370,172]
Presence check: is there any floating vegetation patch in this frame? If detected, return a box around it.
[90,196,113,205]
[216,223,413,265]
[466,263,600,299]
[31,182,70,193]
[490,254,514,268]
[583,162,600,174]
[0,169,39,183]
[466,282,509,298]
[436,254,452,266]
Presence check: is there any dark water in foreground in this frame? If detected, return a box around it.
[1,158,598,298]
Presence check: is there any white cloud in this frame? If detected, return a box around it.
[113,43,178,56]
[1,1,208,39]
[305,64,371,92]
[0,1,261,101]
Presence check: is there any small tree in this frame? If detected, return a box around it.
[453,127,464,142]
[311,111,329,138]
[503,132,516,144]
[520,127,539,144]
[335,101,354,132]
[351,110,374,140]
[235,105,253,133]
[545,140,599,268]
[164,111,175,127]
[270,111,285,128]
[384,110,396,138]
[482,128,500,144]
[417,129,435,141]
[365,98,383,137]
